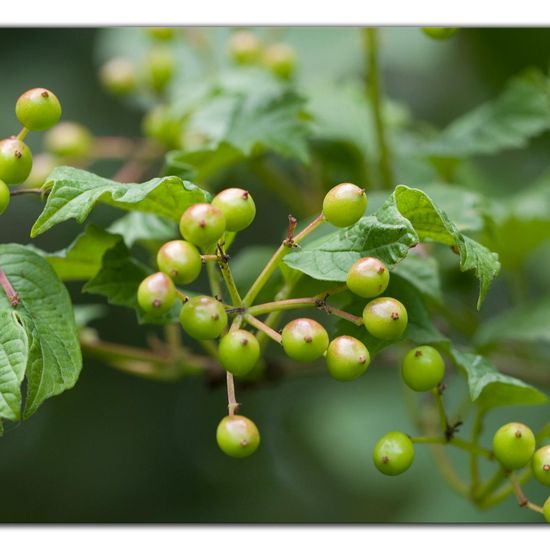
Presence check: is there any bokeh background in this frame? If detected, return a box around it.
[0,27,549,523]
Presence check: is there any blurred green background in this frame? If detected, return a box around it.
[0,27,549,523]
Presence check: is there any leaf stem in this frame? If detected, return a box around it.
[244,314,283,344]
[363,27,393,190]
[0,269,19,307]
[9,188,44,197]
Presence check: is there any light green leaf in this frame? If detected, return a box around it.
[393,254,442,304]
[0,310,28,422]
[0,244,82,418]
[31,166,209,237]
[450,348,547,411]
[108,212,178,248]
[421,69,550,158]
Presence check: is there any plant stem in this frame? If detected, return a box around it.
[206,255,223,301]
[17,127,29,141]
[9,188,44,197]
[242,214,325,306]
[244,314,283,344]
[477,469,531,509]
[217,245,242,306]
[410,436,492,459]
[473,468,507,503]
[201,254,218,263]
[469,409,484,494]
[432,387,449,436]
[363,27,393,190]
[510,472,544,514]
[0,269,19,307]
[226,372,239,415]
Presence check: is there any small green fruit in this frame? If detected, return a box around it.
[492,423,536,471]
[179,295,228,340]
[0,138,33,185]
[346,257,389,298]
[179,203,226,249]
[363,297,408,340]
[322,183,367,227]
[100,58,136,96]
[421,27,458,40]
[144,48,174,93]
[532,445,550,486]
[24,153,56,188]
[147,27,176,41]
[229,30,262,64]
[216,415,260,458]
[543,496,550,523]
[157,240,202,284]
[218,330,260,376]
[0,180,10,215]
[44,122,93,158]
[401,345,445,392]
[373,431,415,476]
[263,43,296,79]
[142,105,181,148]
[15,88,62,131]
[325,335,370,381]
[212,188,256,232]
[137,272,177,314]
[281,318,329,362]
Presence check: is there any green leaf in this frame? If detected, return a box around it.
[420,69,550,158]
[0,310,28,422]
[108,212,178,248]
[450,348,547,411]
[31,166,209,237]
[0,244,82,418]
[41,225,121,281]
[285,185,500,308]
[393,254,442,304]
[73,305,108,329]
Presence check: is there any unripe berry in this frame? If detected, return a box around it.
[532,445,550,486]
[142,105,181,148]
[157,240,202,284]
[137,272,177,314]
[325,335,370,381]
[144,48,174,93]
[216,414,260,458]
[544,496,550,523]
[147,27,176,41]
[218,330,260,376]
[0,138,33,185]
[25,153,56,188]
[492,423,536,471]
[0,180,10,215]
[322,183,367,227]
[99,58,136,96]
[179,203,226,249]
[281,318,329,362]
[346,257,389,298]
[211,188,256,232]
[401,345,445,392]
[373,431,415,476]
[15,88,62,131]
[421,27,458,40]
[44,122,93,158]
[179,295,228,340]
[228,30,262,64]
[363,297,408,341]
[263,43,296,79]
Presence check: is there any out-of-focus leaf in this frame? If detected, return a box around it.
[108,212,178,248]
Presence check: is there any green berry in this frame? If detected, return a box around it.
[218,330,260,376]
[363,297,408,341]
[212,188,256,232]
[543,496,550,523]
[421,27,458,40]
[325,335,370,381]
[144,48,174,93]
[147,27,176,41]
[401,345,445,392]
[0,180,10,215]
[137,272,177,314]
[322,183,367,227]
[142,105,181,148]
[44,122,93,158]
[492,423,536,471]
[15,88,62,131]
[179,295,228,340]
[229,30,262,64]
[281,318,329,362]
[216,415,260,458]
[0,138,33,185]
[346,257,389,298]
[179,203,226,249]
[373,431,415,476]
[99,58,136,96]
[24,153,56,188]
[532,445,550,486]
[157,240,202,284]
[263,43,296,79]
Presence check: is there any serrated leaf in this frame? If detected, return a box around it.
[108,212,178,248]
[0,310,28,422]
[0,244,82,418]
[450,348,547,411]
[31,166,209,237]
[420,69,550,158]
